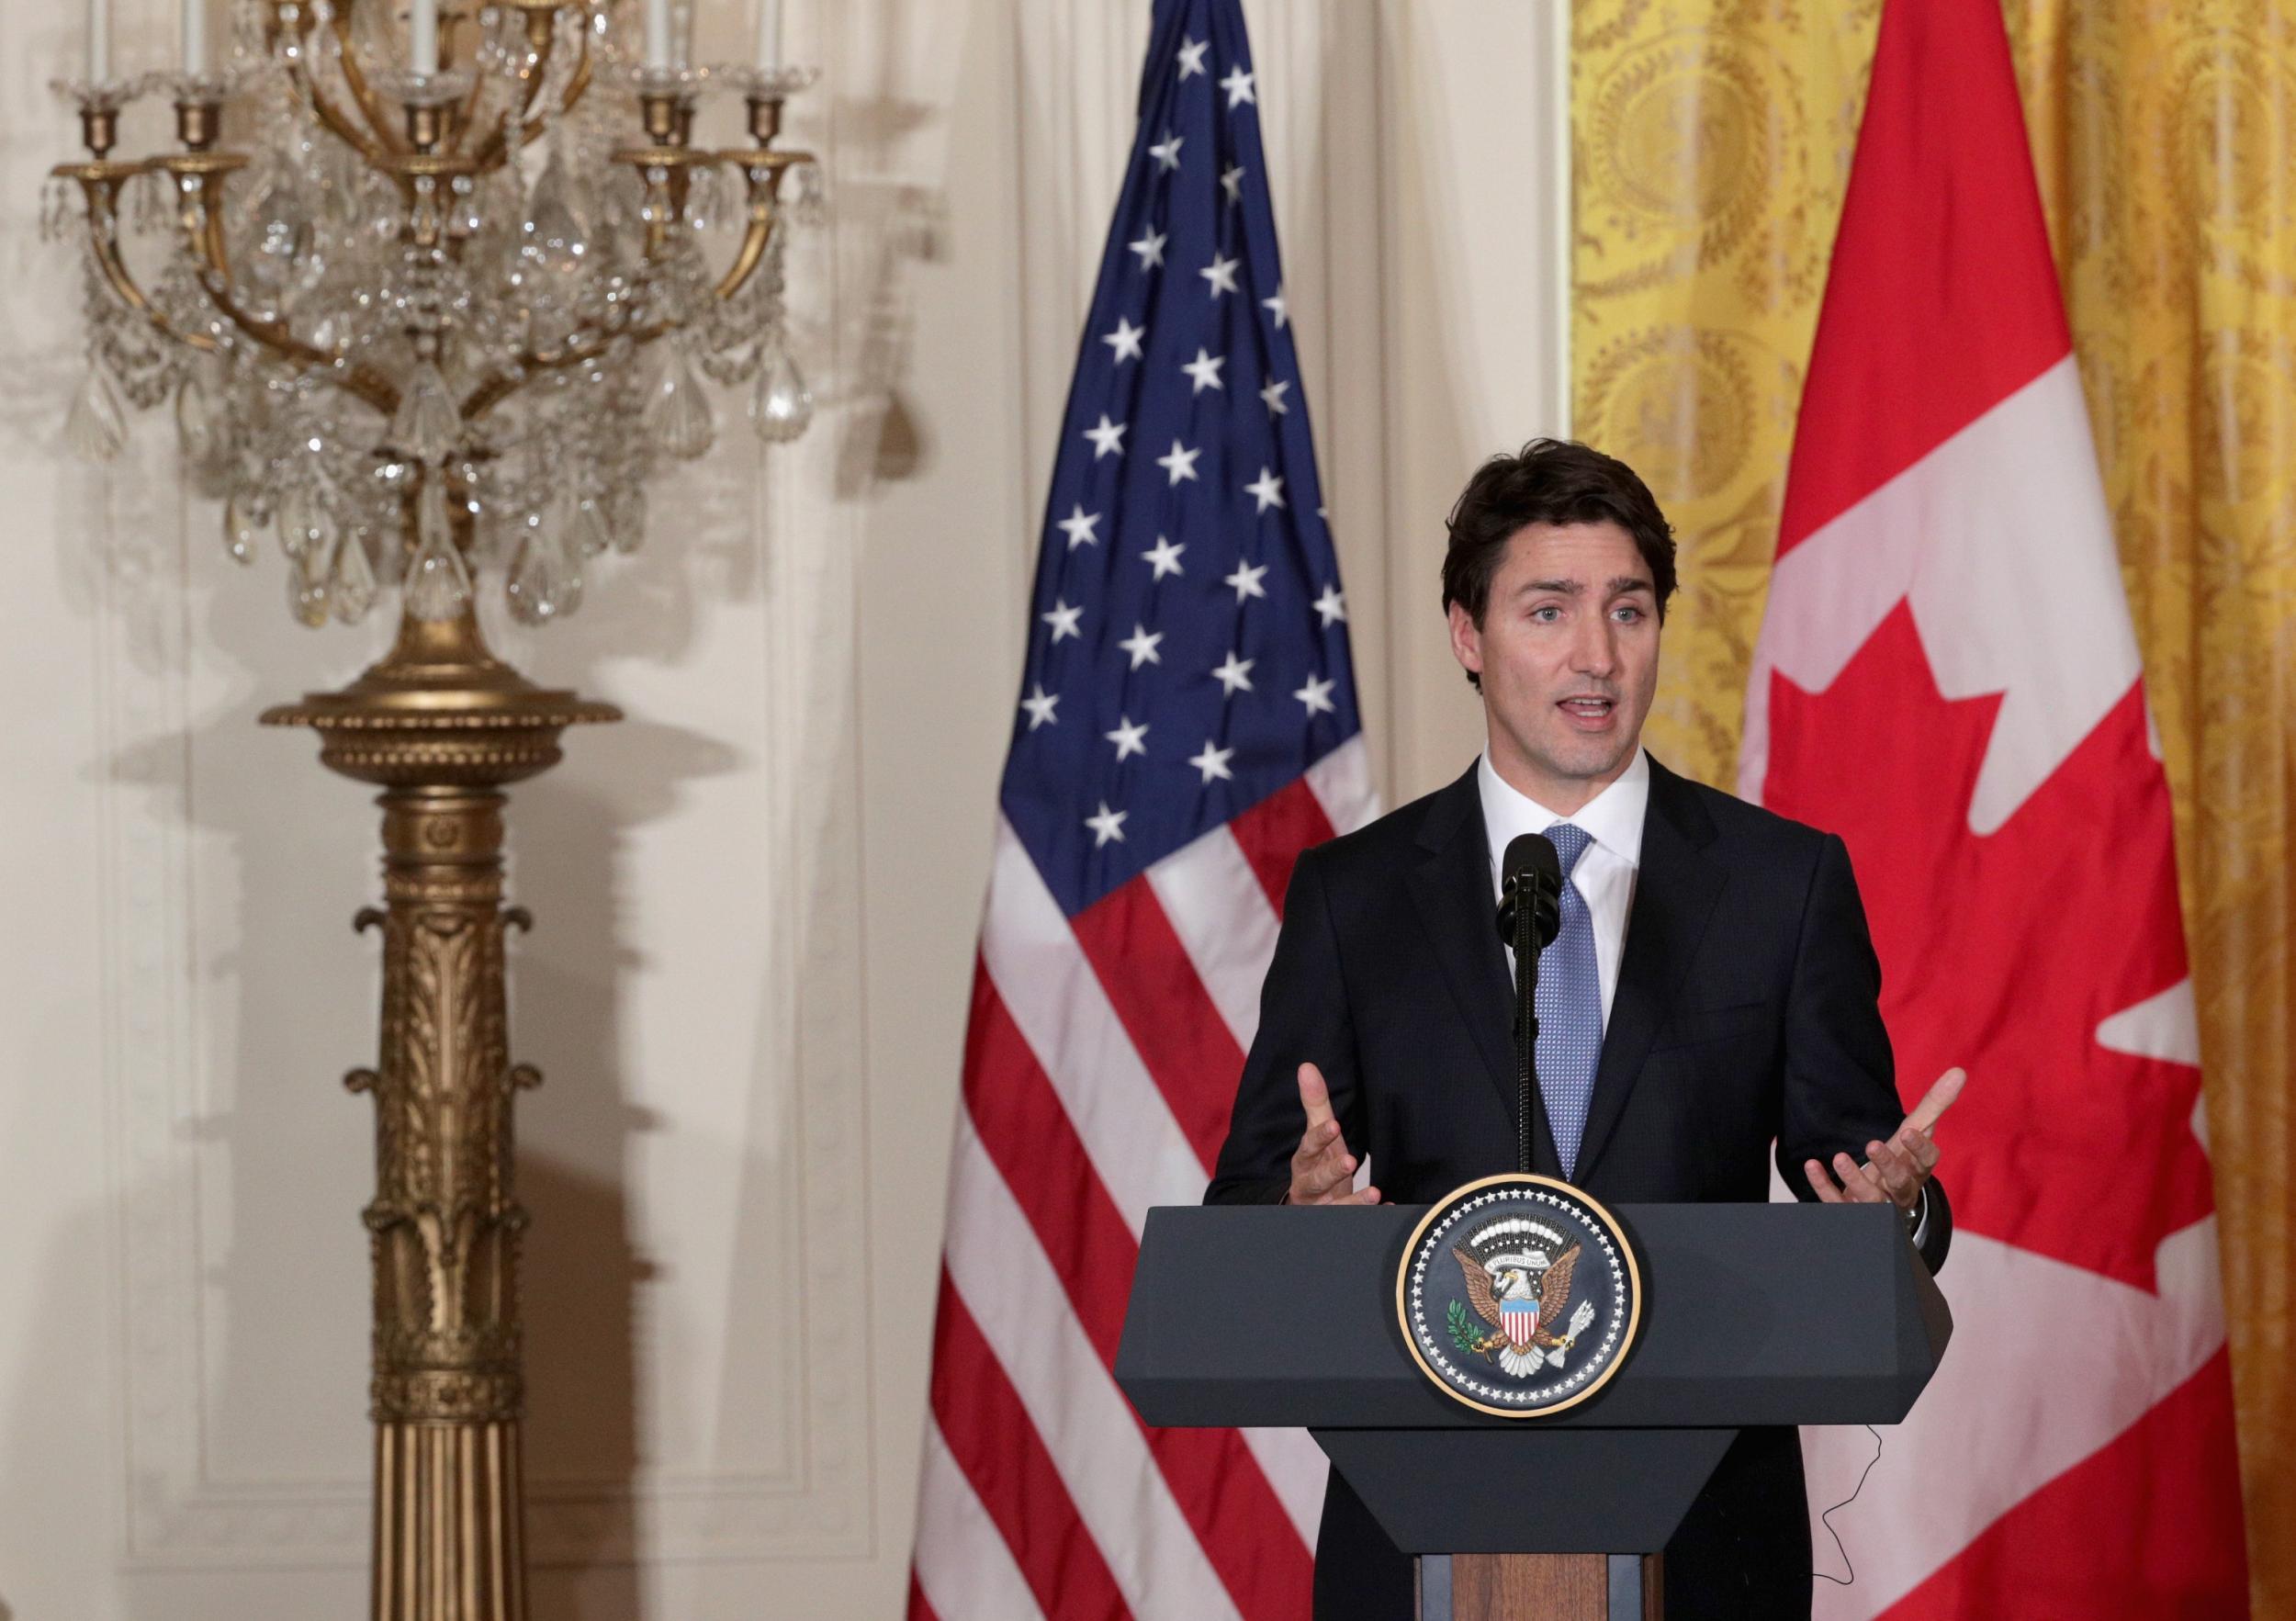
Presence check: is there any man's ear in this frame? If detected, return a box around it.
[1446,601,1484,681]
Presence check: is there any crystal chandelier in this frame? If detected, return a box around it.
[45,5,821,1615]
[49,0,822,631]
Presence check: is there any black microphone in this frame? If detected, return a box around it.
[1496,833,1563,952]
[1497,833,1562,1175]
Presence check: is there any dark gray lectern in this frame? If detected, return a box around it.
[1116,1201,1951,1621]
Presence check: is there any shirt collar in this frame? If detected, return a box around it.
[1477,748,1650,877]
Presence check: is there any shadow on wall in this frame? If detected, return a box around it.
[508,724,739,1619]
[827,166,946,497]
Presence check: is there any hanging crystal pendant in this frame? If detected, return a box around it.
[446,174,483,242]
[505,523,584,626]
[646,346,715,460]
[276,489,335,558]
[403,480,475,622]
[223,490,269,566]
[330,531,378,625]
[287,542,332,628]
[790,161,827,229]
[606,486,646,555]
[390,361,462,464]
[571,495,613,559]
[749,343,814,444]
[347,0,397,75]
[409,177,444,251]
[248,168,313,293]
[64,358,129,464]
[523,141,589,278]
[174,371,215,466]
[39,175,73,243]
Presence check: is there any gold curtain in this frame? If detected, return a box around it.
[1571,2,2296,1614]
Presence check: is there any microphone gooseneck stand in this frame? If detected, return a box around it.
[1511,889,1543,1174]
[1496,837,1562,1176]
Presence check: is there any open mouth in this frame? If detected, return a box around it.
[1557,696,1617,728]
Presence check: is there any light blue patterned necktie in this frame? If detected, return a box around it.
[1535,823,1602,1181]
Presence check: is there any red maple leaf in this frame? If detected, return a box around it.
[1766,602,2213,1292]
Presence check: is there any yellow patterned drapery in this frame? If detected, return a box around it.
[1571,2,2295,1615]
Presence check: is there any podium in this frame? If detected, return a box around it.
[1116,1200,1951,1621]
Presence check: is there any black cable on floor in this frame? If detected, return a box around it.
[1812,1425,1884,1588]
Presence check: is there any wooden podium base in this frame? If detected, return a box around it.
[1420,1554,1662,1621]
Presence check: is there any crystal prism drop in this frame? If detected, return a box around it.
[506,526,584,625]
[523,142,588,277]
[275,490,334,558]
[547,529,586,619]
[330,532,377,625]
[274,490,312,556]
[504,536,546,625]
[790,161,827,229]
[749,344,814,444]
[403,482,474,622]
[571,496,613,558]
[223,491,267,566]
[647,348,715,460]
[250,171,313,286]
[448,178,484,242]
[40,175,73,243]
[287,544,332,628]
[65,361,129,464]
[606,487,646,555]
[391,361,461,465]
[348,0,396,73]
[174,372,215,465]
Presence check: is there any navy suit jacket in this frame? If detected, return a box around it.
[1205,755,1950,1619]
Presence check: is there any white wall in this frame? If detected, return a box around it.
[0,2,1568,1615]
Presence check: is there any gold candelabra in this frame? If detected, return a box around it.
[47,3,819,1615]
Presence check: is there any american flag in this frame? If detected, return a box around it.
[908,2,1376,1616]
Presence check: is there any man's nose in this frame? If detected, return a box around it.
[1569,617,1617,678]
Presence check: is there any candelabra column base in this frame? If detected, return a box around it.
[264,609,617,1621]
[374,1420,528,1621]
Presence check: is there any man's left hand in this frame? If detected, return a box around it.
[1805,1066,1964,1211]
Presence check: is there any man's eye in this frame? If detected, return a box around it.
[1530,605,1561,624]
[1613,604,1644,624]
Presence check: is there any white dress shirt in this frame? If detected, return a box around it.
[1478,747,1650,1029]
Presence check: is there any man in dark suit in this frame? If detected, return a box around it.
[1206,439,1960,1620]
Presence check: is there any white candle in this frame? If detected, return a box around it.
[87,0,112,82]
[754,0,782,70]
[643,0,672,70]
[410,0,438,74]
[673,0,693,69]
[182,0,207,75]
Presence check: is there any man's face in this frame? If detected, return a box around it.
[1447,520,1660,811]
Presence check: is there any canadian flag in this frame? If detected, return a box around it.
[1739,0,2251,1615]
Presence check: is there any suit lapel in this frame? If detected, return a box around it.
[1574,759,1727,1180]
[1405,767,1550,1158]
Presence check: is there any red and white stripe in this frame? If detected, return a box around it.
[913,739,1376,1620]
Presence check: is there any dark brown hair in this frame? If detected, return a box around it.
[1441,439,1679,639]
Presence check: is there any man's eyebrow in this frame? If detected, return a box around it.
[1510,575,1654,597]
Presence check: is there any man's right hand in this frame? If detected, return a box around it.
[1288,1063,1381,1205]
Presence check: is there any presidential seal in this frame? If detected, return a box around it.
[1397,1175,1642,1417]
